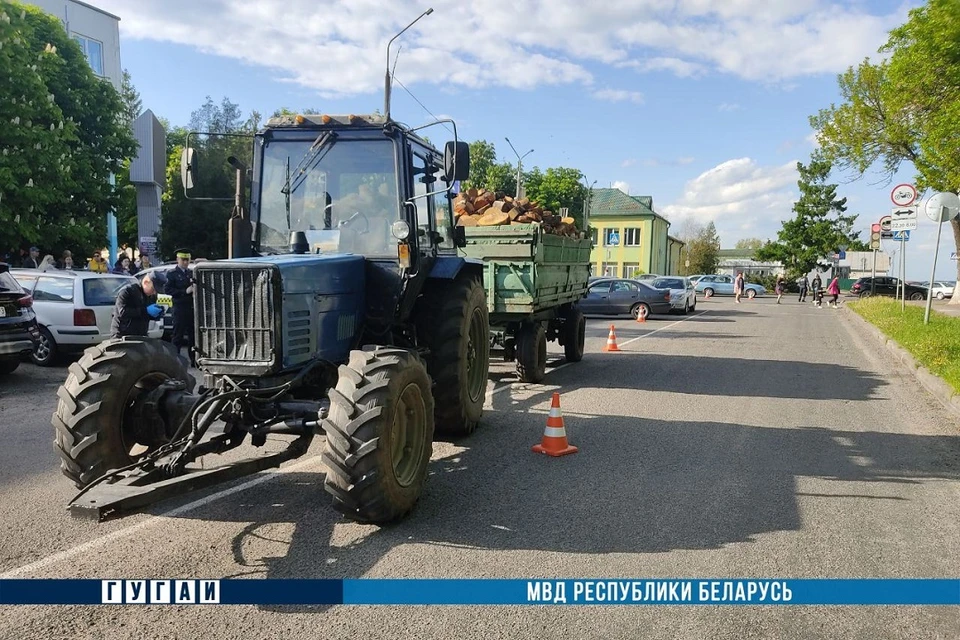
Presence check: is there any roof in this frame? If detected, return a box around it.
[66,0,121,22]
[588,188,669,224]
[667,235,684,246]
[717,249,755,259]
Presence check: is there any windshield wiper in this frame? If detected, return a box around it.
[281,131,338,198]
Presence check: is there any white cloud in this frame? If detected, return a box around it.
[612,181,631,194]
[718,102,741,112]
[676,156,696,165]
[621,159,637,168]
[662,158,800,244]
[592,89,645,105]
[642,157,695,167]
[95,0,911,97]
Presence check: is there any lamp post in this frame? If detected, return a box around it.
[504,137,533,199]
[384,8,434,119]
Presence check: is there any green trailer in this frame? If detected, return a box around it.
[461,223,593,382]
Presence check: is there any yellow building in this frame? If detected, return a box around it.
[587,188,682,277]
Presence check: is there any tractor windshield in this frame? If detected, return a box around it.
[258,137,400,256]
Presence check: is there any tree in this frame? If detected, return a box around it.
[115,69,144,249]
[756,155,865,277]
[811,0,960,300]
[679,221,721,275]
[735,237,764,251]
[119,69,141,128]
[0,3,136,261]
[523,166,588,229]
[464,140,496,191]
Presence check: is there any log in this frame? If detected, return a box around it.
[457,214,479,227]
[516,214,533,223]
[478,210,510,226]
[518,197,530,208]
[467,187,479,199]
[561,216,575,225]
[475,204,492,216]
[507,207,523,221]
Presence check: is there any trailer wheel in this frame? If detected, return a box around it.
[52,338,192,489]
[321,347,435,524]
[562,307,585,363]
[516,322,547,383]
[415,276,490,436]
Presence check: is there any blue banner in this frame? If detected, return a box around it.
[0,579,957,606]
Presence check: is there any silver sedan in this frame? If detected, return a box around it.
[651,277,698,314]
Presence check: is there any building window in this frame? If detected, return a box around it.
[624,228,641,246]
[622,263,641,278]
[72,34,104,76]
[603,228,620,246]
[590,228,598,245]
[601,262,618,277]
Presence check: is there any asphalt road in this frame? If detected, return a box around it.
[1,296,959,639]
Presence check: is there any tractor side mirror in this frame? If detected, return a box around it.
[181,147,198,191]
[452,225,467,248]
[444,141,469,183]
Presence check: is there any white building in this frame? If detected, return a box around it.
[27,0,121,90]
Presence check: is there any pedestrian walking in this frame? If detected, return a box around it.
[110,273,164,338]
[811,273,823,305]
[775,275,786,304]
[734,272,745,303]
[165,248,196,361]
[797,275,809,302]
[22,246,40,269]
[827,276,841,308]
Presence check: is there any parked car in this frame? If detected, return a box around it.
[694,274,766,298]
[135,263,193,340]
[918,280,955,300]
[634,273,661,283]
[11,270,163,366]
[650,276,698,314]
[850,276,928,301]
[580,278,673,319]
[0,263,40,375]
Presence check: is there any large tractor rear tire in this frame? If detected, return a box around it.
[322,347,435,524]
[52,338,192,489]
[416,276,490,437]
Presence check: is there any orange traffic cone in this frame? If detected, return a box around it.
[635,305,648,323]
[532,392,578,457]
[602,324,621,352]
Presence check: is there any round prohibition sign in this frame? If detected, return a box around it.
[891,183,917,207]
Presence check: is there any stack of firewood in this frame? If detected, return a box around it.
[453,188,581,238]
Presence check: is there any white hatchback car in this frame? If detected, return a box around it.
[11,269,163,366]
[919,280,955,300]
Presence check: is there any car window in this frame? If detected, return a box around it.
[0,271,23,292]
[612,280,638,292]
[84,277,132,306]
[12,273,38,291]
[33,276,74,302]
[652,278,684,289]
[588,282,611,294]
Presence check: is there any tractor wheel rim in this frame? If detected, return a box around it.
[121,372,172,459]
[391,382,427,487]
[466,307,486,403]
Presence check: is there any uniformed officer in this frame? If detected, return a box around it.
[165,248,195,358]
[111,273,163,338]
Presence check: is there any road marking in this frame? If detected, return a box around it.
[0,455,325,578]
[615,310,708,348]
[4,356,574,577]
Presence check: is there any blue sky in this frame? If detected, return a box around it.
[98,0,956,280]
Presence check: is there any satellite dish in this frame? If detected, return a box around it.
[924,191,960,223]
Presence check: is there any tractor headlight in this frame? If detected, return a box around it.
[391,220,411,241]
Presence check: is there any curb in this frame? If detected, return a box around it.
[841,305,960,421]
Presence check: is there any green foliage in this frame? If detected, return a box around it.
[852,297,960,392]
[119,69,141,128]
[0,2,136,260]
[157,96,254,260]
[523,166,587,228]
[679,221,720,275]
[811,0,960,280]
[463,140,496,191]
[756,155,864,278]
[735,237,764,251]
[114,69,142,249]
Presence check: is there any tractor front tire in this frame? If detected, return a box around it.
[322,347,435,524]
[416,276,490,437]
[52,338,192,489]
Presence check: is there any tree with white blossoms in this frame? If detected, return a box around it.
[0,2,135,258]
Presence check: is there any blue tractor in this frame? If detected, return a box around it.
[52,113,490,524]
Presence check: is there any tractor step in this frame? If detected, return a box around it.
[68,435,313,522]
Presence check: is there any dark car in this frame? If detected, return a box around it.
[851,276,928,300]
[0,263,40,375]
[579,278,673,319]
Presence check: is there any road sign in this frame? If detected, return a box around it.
[881,231,895,239]
[924,191,960,222]
[952,252,958,261]
[891,183,918,207]
[890,206,918,231]
[879,215,892,232]
[607,232,620,246]
[893,230,911,241]
[838,250,846,260]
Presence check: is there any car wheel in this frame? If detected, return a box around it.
[703,288,714,298]
[909,291,924,301]
[746,289,757,299]
[683,300,690,315]
[631,302,651,320]
[858,290,872,299]
[937,292,945,300]
[31,326,58,367]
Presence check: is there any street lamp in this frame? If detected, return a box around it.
[384,7,434,119]
[504,137,533,199]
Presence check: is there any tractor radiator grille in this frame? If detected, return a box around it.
[195,266,276,367]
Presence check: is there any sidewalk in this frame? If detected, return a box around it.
[904,299,960,317]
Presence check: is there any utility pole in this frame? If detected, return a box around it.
[504,137,533,199]
[384,8,434,119]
